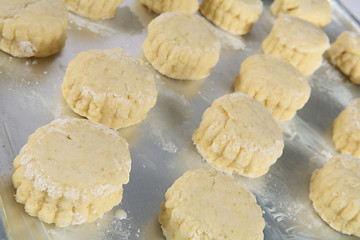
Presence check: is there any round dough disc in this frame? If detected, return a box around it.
[159,169,265,239]
[12,118,131,226]
[0,0,68,57]
[310,154,360,236]
[192,92,284,178]
[62,48,158,129]
[63,0,125,19]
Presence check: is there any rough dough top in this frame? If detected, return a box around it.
[148,11,220,52]
[240,54,310,98]
[334,31,360,56]
[337,98,360,135]
[161,169,265,239]
[235,0,263,10]
[18,118,131,201]
[273,14,330,52]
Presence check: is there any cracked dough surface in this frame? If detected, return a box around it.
[332,98,360,158]
[271,0,332,27]
[200,0,263,35]
[0,0,68,57]
[262,14,329,75]
[62,47,158,129]
[310,154,360,237]
[327,31,360,85]
[143,11,220,80]
[140,0,199,14]
[12,118,131,227]
[192,92,284,177]
[63,0,124,19]
[159,169,265,240]
[234,54,311,121]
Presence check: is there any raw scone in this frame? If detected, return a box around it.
[192,92,284,178]
[332,98,360,158]
[327,32,360,85]
[63,0,124,19]
[270,0,332,27]
[143,11,221,80]
[0,0,68,58]
[12,118,131,227]
[200,0,263,35]
[159,169,265,239]
[140,0,199,14]
[309,154,360,237]
[234,54,311,121]
[262,14,330,75]
[62,47,158,129]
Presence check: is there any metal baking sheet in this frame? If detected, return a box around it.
[1,0,360,239]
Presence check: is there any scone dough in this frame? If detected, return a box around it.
[234,54,311,121]
[159,169,265,239]
[192,92,284,177]
[310,154,360,237]
[200,0,263,35]
[333,99,360,158]
[63,0,124,20]
[262,14,330,75]
[140,0,199,14]
[0,0,68,58]
[143,11,221,80]
[12,118,131,227]
[62,47,158,129]
[327,32,360,85]
[271,0,332,27]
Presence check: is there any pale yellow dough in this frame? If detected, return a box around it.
[62,48,158,129]
[271,0,332,27]
[140,0,199,14]
[262,14,330,75]
[192,92,284,177]
[200,0,263,35]
[12,118,131,227]
[332,99,360,158]
[143,11,221,80]
[234,54,311,121]
[159,169,265,240]
[310,154,360,237]
[0,0,68,58]
[63,0,124,19]
[327,32,360,85]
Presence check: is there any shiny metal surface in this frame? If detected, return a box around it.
[1,0,360,239]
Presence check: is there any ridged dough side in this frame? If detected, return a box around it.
[192,92,284,178]
[143,12,220,80]
[140,0,199,14]
[333,99,360,158]
[63,0,125,19]
[200,0,263,35]
[310,154,360,236]
[0,0,68,57]
[327,32,360,85]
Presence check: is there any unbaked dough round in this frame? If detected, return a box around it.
[262,14,330,75]
[271,0,332,27]
[159,169,265,239]
[192,92,284,178]
[200,0,263,35]
[327,31,360,85]
[310,154,360,237]
[333,98,360,158]
[63,0,124,20]
[12,118,131,227]
[0,0,68,58]
[234,54,311,121]
[140,0,199,14]
[62,47,158,129]
[143,11,221,80]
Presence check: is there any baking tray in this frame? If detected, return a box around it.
[1,0,360,239]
